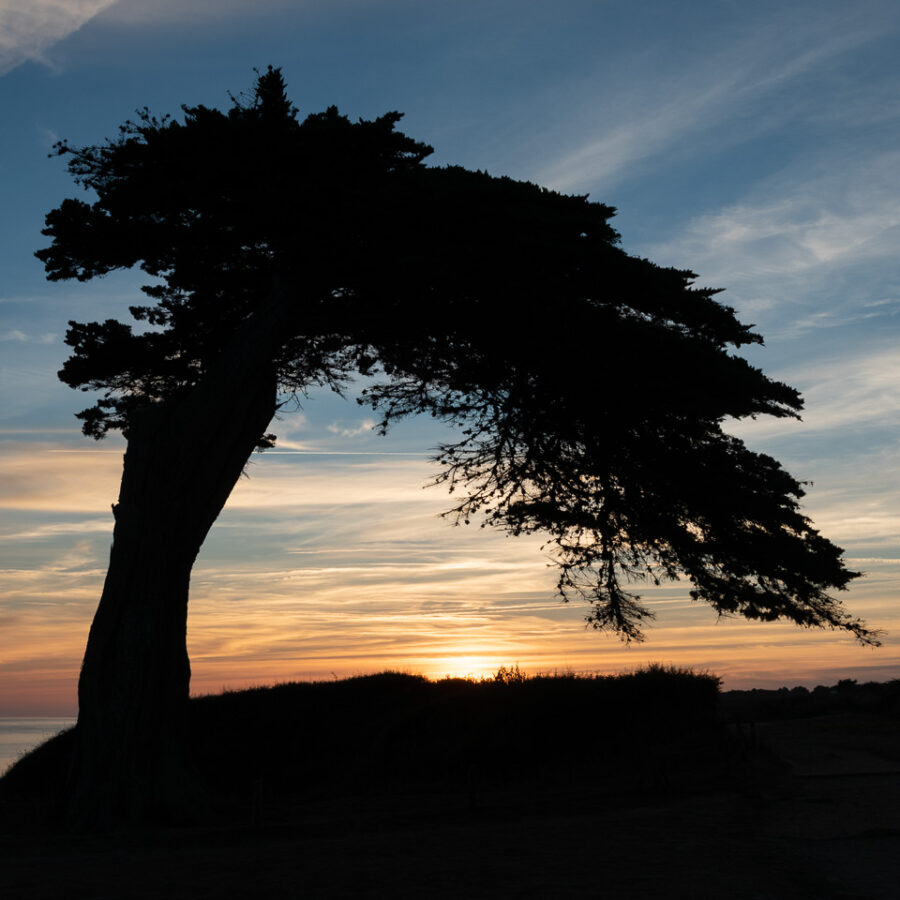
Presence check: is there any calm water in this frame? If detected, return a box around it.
[0,718,76,776]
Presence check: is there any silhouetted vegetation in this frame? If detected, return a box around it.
[194,664,723,807]
[2,666,726,829]
[7,666,900,864]
[719,676,900,723]
[37,65,875,825]
[4,668,899,846]
[5,672,899,899]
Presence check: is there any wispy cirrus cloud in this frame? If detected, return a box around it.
[722,343,900,560]
[1,433,896,712]
[1,329,57,343]
[0,441,121,513]
[97,0,305,26]
[0,329,26,341]
[326,417,377,439]
[0,0,306,78]
[530,6,893,193]
[650,152,900,279]
[641,148,900,338]
[730,344,900,439]
[0,0,116,75]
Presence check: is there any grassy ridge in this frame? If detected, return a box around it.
[192,665,722,804]
[3,668,898,899]
[0,665,726,827]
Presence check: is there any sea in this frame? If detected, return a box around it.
[0,718,76,776]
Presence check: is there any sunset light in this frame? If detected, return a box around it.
[2,5,900,894]
[433,656,504,681]
[0,0,897,725]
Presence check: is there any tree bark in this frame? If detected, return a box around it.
[68,285,289,828]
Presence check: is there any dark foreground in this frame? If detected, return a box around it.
[1,671,898,899]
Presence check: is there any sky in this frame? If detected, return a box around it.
[1,0,899,715]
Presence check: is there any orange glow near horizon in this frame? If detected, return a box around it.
[429,656,504,681]
[1,437,899,716]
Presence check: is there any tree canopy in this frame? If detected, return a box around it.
[39,66,874,644]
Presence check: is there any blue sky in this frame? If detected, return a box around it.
[1,0,899,713]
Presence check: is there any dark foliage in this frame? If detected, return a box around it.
[37,66,872,641]
[5,676,898,899]
[6,671,899,833]
[190,667,723,803]
[0,668,725,828]
[719,677,900,723]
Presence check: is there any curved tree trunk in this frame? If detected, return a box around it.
[68,286,288,828]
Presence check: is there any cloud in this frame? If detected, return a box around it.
[652,152,900,280]
[0,428,79,434]
[533,74,740,193]
[0,0,116,75]
[4,518,112,541]
[227,454,443,511]
[36,123,59,148]
[0,442,122,513]
[326,417,377,439]
[0,0,300,77]
[639,147,900,342]
[2,432,896,713]
[96,0,313,27]
[732,344,900,439]
[530,8,890,193]
[721,342,900,554]
[0,329,57,343]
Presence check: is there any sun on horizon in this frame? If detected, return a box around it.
[435,656,506,681]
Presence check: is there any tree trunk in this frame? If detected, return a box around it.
[68,286,288,828]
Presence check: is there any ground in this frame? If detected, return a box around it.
[1,710,898,899]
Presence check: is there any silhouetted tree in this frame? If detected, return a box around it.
[38,67,874,826]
